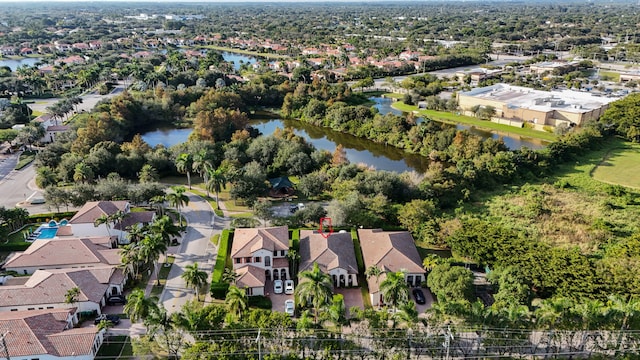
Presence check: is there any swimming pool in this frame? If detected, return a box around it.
[37,227,58,239]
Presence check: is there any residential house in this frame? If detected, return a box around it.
[299,230,359,288]
[0,266,126,313]
[0,308,104,360]
[3,236,121,275]
[231,226,290,295]
[68,201,155,244]
[358,229,425,307]
[235,266,266,296]
[44,124,71,143]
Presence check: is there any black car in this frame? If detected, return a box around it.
[106,295,127,305]
[94,314,120,325]
[412,288,426,305]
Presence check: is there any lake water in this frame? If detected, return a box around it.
[0,57,42,71]
[141,128,192,148]
[372,96,547,150]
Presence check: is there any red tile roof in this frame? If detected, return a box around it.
[70,201,129,224]
[236,265,266,288]
[231,226,289,258]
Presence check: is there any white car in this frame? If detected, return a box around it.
[284,299,295,316]
[284,280,294,295]
[273,280,283,294]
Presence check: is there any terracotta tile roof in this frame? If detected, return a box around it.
[272,257,289,269]
[3,237,119,270]
[69,201,129,224]
[114,211,155,230]
[236,265,266,288]
[358,229,424,293]
[231,226,289,258]
[46,125,70,132]
[299,230,358,275]
[0,309,99,358]
[0,267,117,307]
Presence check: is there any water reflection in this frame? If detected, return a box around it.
[141,127,192,148]
[0,58,42,71]
[250,119,429,173]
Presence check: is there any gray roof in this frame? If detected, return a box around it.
[299,230,358,275]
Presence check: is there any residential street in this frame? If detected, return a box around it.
[0,161,50,213]
[159,192,227,314]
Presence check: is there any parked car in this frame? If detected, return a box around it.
[284,280,294,295]
[274,280,283,294]
[412,288,426,305]
[289,204,299,213]
[29,198,45,205]
[94,314,120,325]
[284,299,295,316]
[106,295,127,305]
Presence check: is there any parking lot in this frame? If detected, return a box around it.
[266,280,295,314]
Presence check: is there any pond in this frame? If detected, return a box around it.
[250,119,430,173]
[372,96,548,150]
[140,127,192,148]
[0,57,43,72]
[221,52,275,71]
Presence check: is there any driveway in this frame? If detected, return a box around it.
[267,280,294,314]
[159,192,224,314]
[334,288,364,317]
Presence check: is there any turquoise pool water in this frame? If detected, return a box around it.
[37,227,58,239]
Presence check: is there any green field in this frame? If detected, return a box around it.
[389,98,557,142]
[592,142,640,188]
[598,70,621,82]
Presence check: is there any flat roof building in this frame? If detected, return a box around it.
[457,83,619,129]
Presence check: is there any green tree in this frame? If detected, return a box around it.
[124,289,159,323]
[182,262,208,301]
[167,186,189,227]
[600,93,640,141]
[175,153,193,189]
[64,287,80,307]
[427,263,475,303]
[148,215,181,246]
[253,199,273,226]
[73,162,94,183]
[225,285,248,320]
[295,262,334,323]
[380,270,409,312]
[139,164,159,183]
[205,167,226,209]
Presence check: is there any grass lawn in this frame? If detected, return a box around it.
[592,141,640,188]
[388,96,557,142]
[6,224,40,244]
[150,255,174,297]
[599,70,621,82]
[200,45,289,59]
[15,150,36,170]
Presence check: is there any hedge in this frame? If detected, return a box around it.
[28,212,77,223]
[352,229,365,273]
[0,242,30,251]
[210,282,230,299]
[211,229,232,283]
[248,295,272,309]
[290,228,300,250]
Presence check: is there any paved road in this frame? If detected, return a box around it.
[160,192,227,314]
[28,81,126,115]
[0,160,51,213]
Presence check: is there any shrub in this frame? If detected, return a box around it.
[0,242,30,251]
[211,230,232,283]
[210,282,230,299]
[248,295,272,309]
[28,211,77,223]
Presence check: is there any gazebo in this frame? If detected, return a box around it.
[268,176,295,197]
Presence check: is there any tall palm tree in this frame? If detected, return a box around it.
[119,243,141,280]
[124,288,159,323]
[380,270,409,313]
[167,186,189,227]
[295,262,333,323]
[221,268,239,284]
[150,194,166,217]
[139,233,168,286]
[225,285,248,320]
[205,167,226,210]
[192,150,213,196]
[148,215,181,246]
[175,153,193,189]
[182,262,208,301]
[286,249,301,279]
[126,223,146,243]
[110,210,128,243]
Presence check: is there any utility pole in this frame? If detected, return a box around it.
[0,331,10,360]
[256,328,262,360]
[442,326,453,360]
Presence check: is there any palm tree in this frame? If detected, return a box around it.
[110,210,128,243]
[380,270,409,313]
[322,294,348,331]
[94,214,112,237]
[126,223,146,243]
[148,215,181,246]
[175,153,193,189]
[295,262,333,323]
[73,162,94,183]
[64,287,81,307]
[139,233,168,286]
[192,150,213,196]
[221,267,239,284]
[182,262,208,301]
[119,243,141,280]
[150,194,166,217]
[124,288,159,323]
[167,186,189,227]
[225,285,248,320]
[365,265,383,288]
[205,167,226,210]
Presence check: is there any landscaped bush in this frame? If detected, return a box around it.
[211,230,232,283]
[248,295,272,309]
[210,282,230,299]
[28,211,77,223]
[0,242,30,251]
[15,150,36,170]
